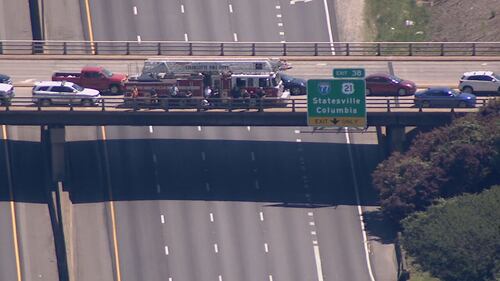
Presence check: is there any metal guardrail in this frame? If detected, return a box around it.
[1,40,500,56]
[0,96,494,112]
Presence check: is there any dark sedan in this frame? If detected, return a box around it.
[365,73,416,96]
[0,73,12,84]
[414,87,476,108]
[280,72,306,95]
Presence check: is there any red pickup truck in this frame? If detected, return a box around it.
[52,66,127,95]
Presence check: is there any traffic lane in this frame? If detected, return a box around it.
[5,126,60,281]
[65,127,116,281]
[0,0,32,40]
[183,0,232,41]
[0,134,17,281]
[0,203,17,281]
[230,0,282,42]
[3,59,500,87]
[133,0,185,41]
[88,0,138,41]
[279,1,331,43]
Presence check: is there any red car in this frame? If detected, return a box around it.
[365,73,417,96]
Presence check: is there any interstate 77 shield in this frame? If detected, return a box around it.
[307,79,366,127]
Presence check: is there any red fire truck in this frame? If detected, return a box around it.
[123,59,290,108]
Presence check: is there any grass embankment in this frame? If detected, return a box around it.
[365,0,430,41]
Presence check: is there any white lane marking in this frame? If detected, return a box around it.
[156,184,161,193]
[161,215,165,224]
[255,180,260,189]
[276,14,282,18]
[169,278,172,281]
[278,22,283,27]
[184,33,189,42]
[247,126,251,131]
[205,183,210,191]
[281,40,286,43]
[197,125,202,131]
[317,63,327,66]
[133,6,137,15]
[291,0,313,3]
[201,152,206,161]
[481,62,488,66]
[308,212,314,216]
[233,33,238,42]
[313,240,318,245]
[214,243,219,253]
[20,79,36,84]
[149,125,153,133]
[345,128,376,281]
[311,231,317,235]
[296,139,302,142]
[165,246,169,255]
[137,35,142,43]
[313,245,325,281]
[264,243,269,252]
[228,4,233,13]
[209,213,214,222]
[279,31,285,36]
[309,221,315,226]
[269,275,274,281]
[251,152,255,161]
[181,4,185,13]
[259,211,264,221]
[294,129,301,134]
[322,0,336,55]
[218,275,222,281]
[152,154,157,163]
[276,5,281,9]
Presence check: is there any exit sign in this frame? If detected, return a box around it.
[333,68,365,79]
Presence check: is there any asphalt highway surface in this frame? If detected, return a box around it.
[63,125,380,281]
[87,0,333,42]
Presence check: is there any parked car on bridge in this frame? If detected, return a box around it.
[32,81,101,106]
[365,73,417,96]
[414,87,476,108]
[458,71,500,95]
[279,72,306,95]
[0,83,15,105]
[0,73,12,85]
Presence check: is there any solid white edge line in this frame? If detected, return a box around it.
[322,0,336,55]
[133,6,137,15]
[344,127,376,281]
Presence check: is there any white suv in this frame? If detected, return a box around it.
[32,81,101,106]
[459,71,500,95]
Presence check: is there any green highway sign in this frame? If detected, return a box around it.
[307,79,366,127]
[333,68,365,79]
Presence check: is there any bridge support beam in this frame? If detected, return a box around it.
[386,125,406,153]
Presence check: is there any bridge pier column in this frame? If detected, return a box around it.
[44,125,66,182]
[386,125,406,153]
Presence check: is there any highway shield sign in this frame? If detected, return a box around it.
[307,79,366,127]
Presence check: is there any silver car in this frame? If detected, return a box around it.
[0,83,15,105]
[32,81,101,106]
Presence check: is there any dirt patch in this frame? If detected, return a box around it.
[426,0,500,41]
[333,0,366,41]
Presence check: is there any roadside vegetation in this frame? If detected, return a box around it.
[371,100,500,280]
[364,0,430,41]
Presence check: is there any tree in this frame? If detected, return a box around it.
[372,100,500,222]
[402,186,500,281]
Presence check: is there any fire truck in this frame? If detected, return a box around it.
[123,59,290,108]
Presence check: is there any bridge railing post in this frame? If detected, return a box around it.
[387,99,391,112]
[101,98,105,111]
